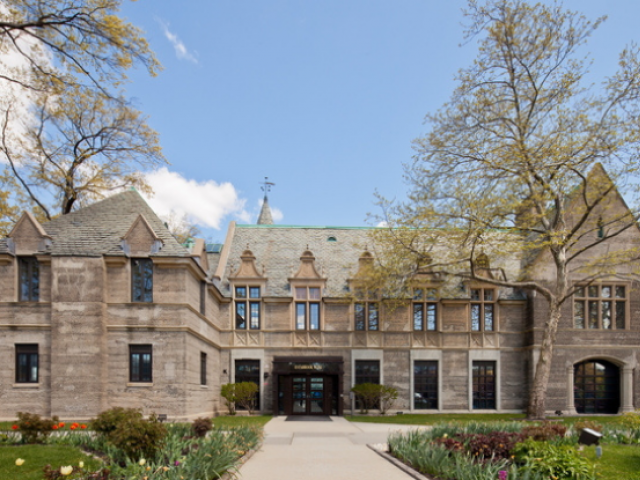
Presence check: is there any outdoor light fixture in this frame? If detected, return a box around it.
[264,372,270,380]
[578,428,602,446]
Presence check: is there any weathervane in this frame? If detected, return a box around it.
[261,177,275,196]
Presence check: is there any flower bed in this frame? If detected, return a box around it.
[2,409,262,480]
[388,419,640,480]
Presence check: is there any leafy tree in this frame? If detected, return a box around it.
[351,383,381,414]
[0,0,165,223]
[1,86,163,219]
[374,0,640,419]
[221,383,237,415]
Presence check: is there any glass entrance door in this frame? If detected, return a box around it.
[292,376,325,414]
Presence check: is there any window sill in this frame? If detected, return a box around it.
[13,383,40,389]
[126,382,153,388]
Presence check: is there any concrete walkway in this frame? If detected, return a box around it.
[238,416,428,480]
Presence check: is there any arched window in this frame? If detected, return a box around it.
[574,359,620,414]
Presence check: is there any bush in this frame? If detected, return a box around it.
[221,383,237,415]
[192,417,213,438]
[16,411,59,443]
[379,385,399,414]
[92,407,167,461]
[464,431,526,462]
[572,420,603,433]
[619,410,640,429]
[513,438,596,480]
[522,421,567,441]
[235,382,259,414]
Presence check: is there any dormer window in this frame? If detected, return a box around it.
[131,258,153,303]
[235,286,261,330]
[295,286,321,330]
[18,257,39,302]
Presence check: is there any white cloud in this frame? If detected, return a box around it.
[144,167,248,230]
[376,221,389,228]
[157,19,198,64]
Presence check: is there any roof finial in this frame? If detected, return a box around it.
[261,177,275,199]
[257,177,275,225]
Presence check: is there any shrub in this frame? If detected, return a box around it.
[221,383,237,415]
[192,417,213,438]
[235,382,259,414]
[522,421,567,441]
[463,431,526,462]
[379,385,399,414]
[513,438,596,480]
[16,411,59,443]
[620,410,640,429]
[92,407,167,461]
[572,420,603,433]
[351,383,386,413]
[220,383,236,415]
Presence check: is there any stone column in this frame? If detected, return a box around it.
[565,365,577,415]
[620,366,635,413]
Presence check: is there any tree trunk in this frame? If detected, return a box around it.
[527,300,563,420]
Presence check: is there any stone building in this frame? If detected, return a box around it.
[0,187,638,420]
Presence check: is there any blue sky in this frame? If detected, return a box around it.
[115,1,640,241]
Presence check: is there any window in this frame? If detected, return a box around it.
[574,284,627,330]
[295,286,321,330]
[235,286,261,329]
[355,360,380,385]
[132,259,153,303]
[19,257,39,302]
[200,352,207,385]
[472,361,496,409]
[130,345,152,382]
[200,281,206,315]
[354,302,379,331]
[15,344,38,383]
[413,288,438,331]
[414,361,438,409]
[235,359,260,410]
[355,360,380,410]
[470,288,495,332]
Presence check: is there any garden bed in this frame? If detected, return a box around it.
[385,418,640,480]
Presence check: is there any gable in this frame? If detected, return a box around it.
[122,214,163,256]
[8,212,51,255]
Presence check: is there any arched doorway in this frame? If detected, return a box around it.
[574,359,620,414]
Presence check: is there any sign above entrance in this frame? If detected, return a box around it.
[289,362,341,374]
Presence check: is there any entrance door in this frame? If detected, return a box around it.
[292,376,326,414]
[574,359,620,414]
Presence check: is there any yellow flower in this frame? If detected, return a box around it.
[139,458,146,466]
[78,461,84,468]
[443,433,448,438]
[163,466,170,472]
[146,466,152,471]
[15,458,25,466]
[60,466,73,476]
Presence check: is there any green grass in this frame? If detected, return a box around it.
[212,414,272,428]
[0,445,102,480]
[346,413,627,426]
[583,444,640,479]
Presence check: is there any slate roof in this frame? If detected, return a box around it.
[216,223,527,301]
[1,190,190,257]
[217,225,371,297]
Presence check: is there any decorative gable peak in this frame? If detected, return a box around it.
[292,248,324,280]
[121,214,163,256]
[8,211,51,255]
[231,247,264,279]
[473,253,495,279]
[354,250,374,277]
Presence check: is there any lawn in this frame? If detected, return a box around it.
[0,445,101,480]
[583,444,640,480]
[346,413,627,426]
[212,414,272,428]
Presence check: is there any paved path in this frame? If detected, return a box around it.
[238,416,428,480]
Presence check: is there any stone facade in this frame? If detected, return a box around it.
[0,188,639,420]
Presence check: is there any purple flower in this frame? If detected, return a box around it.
[498,471,508,480]
[174,460,180,466]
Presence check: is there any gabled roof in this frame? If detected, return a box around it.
[0,190,190,257]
